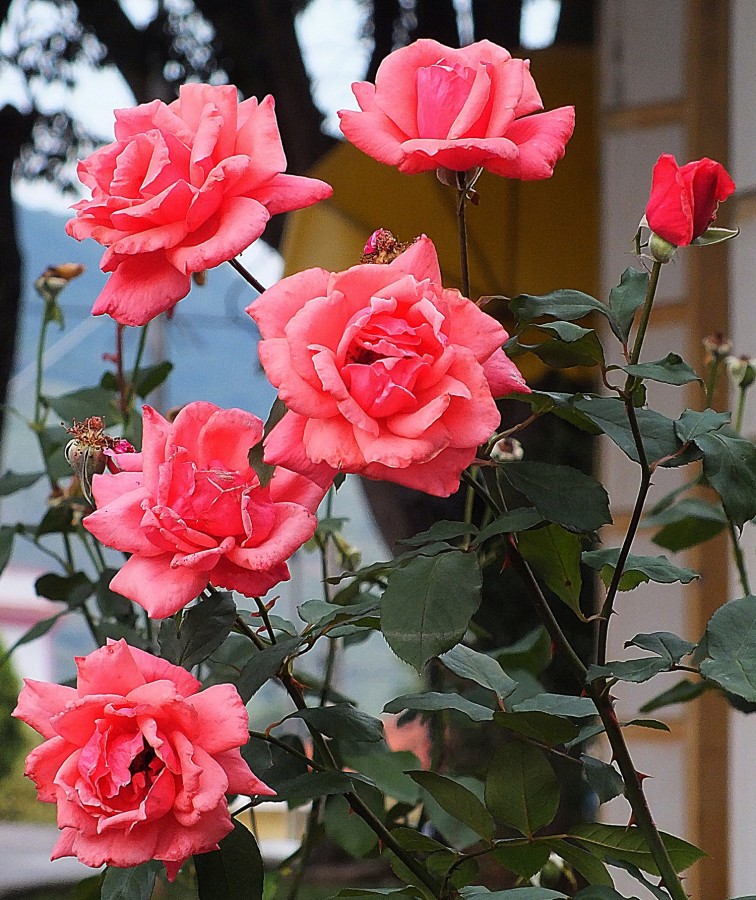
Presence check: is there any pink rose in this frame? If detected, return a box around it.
[83,402,328,618]
[247,237,530,498]
[645,154,735,247]
[66,83,333,326]
[13,639,273,879]
[338,39,574,177]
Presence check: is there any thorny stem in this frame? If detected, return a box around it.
[115,324,128,417]
[597,402,652,667]
[456,171,471,298]
[228,257,267,295]
[248,730,326,772]
[235,613,443,897]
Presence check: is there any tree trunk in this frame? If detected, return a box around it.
[0,105,33,449]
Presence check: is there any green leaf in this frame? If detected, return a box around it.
[381,550,482,670]
[44,386,119,423]
[569,823,705,875]
[646,497,726,552]
[0,469,43,496]
[494,710,580,746]
[626,632,695,661]
[101,862,161,900]
[288,703,384,742]
[485,743,559,836]
[195,819,263,900]
[512,693,596,718]
[510,289,610,325]
[581,755,624,804]
[544,838,613,887]
[35,571,94,606]
[586,658,670,684]
[621,353,702,386]
[624,718,670,733]
[400,521,479,546]
[674,408,730,442]
[608,267,648,344]
[39,424,72,481]
[639,678,711,713]
[270,770,355,807]
[582,548,698,591]
[513,391,602,434]
[495,628,552,677]
[461,890,566,900]
[158,591,236,670]
[472,509,543,546]
[324,794,379,857]
[390,827,448,854]
[95,570,136,624]
[343,750,421,805]
[574,889,635,900]
[235,636,302,702]
[247,441,275,488]
[691,225,740,246]
[409,770,495,842]
[573,397,690,468]
[384,691,494,722]
[700,595,756,700]
[500,462,611,532]
[36,503,76,537]
[241,734,308,792]
[134,361,173,398]
[0,526,14,577]
[511,322,605,369]
[604,859,669,899]
[439,644,517,699]
[518,525,585,620]
[489,844,551,879]
[694,430,756,528]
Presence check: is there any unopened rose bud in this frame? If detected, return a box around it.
[34,264,85,302]
[490,436,524,463]
[648,232,678,264]
[726,355,756,390]
[703,332,732,362]
[360,229,416,264]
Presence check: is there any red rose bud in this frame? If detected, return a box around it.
[645,154,735,249]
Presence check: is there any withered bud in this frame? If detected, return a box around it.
[490,436,525,463]
[725,355,756,390]
[65,417,135,506]
[360,229,417,264]
[702,332,732,362]
[192,270,207,287]
[34,264,85,303]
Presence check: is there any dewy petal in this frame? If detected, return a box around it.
[196,407,264,472]
[91,252,191,326]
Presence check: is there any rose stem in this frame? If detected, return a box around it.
[233,613,443,897]
[462,459,687,900]
[228,257,268,294]
[115,323,128,418]
[629,259,663,367]
[456,170,471,298]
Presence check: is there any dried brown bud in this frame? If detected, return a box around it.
[360,229,417,264]
[65,417,135,506]
[702,332,732,362]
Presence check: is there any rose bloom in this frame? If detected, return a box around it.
[66,83,332,326]
[338,38,574,177]
[247,237,530,498]
[645,154,735,246]
[13,639,273,878]
[83,402,328,618]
